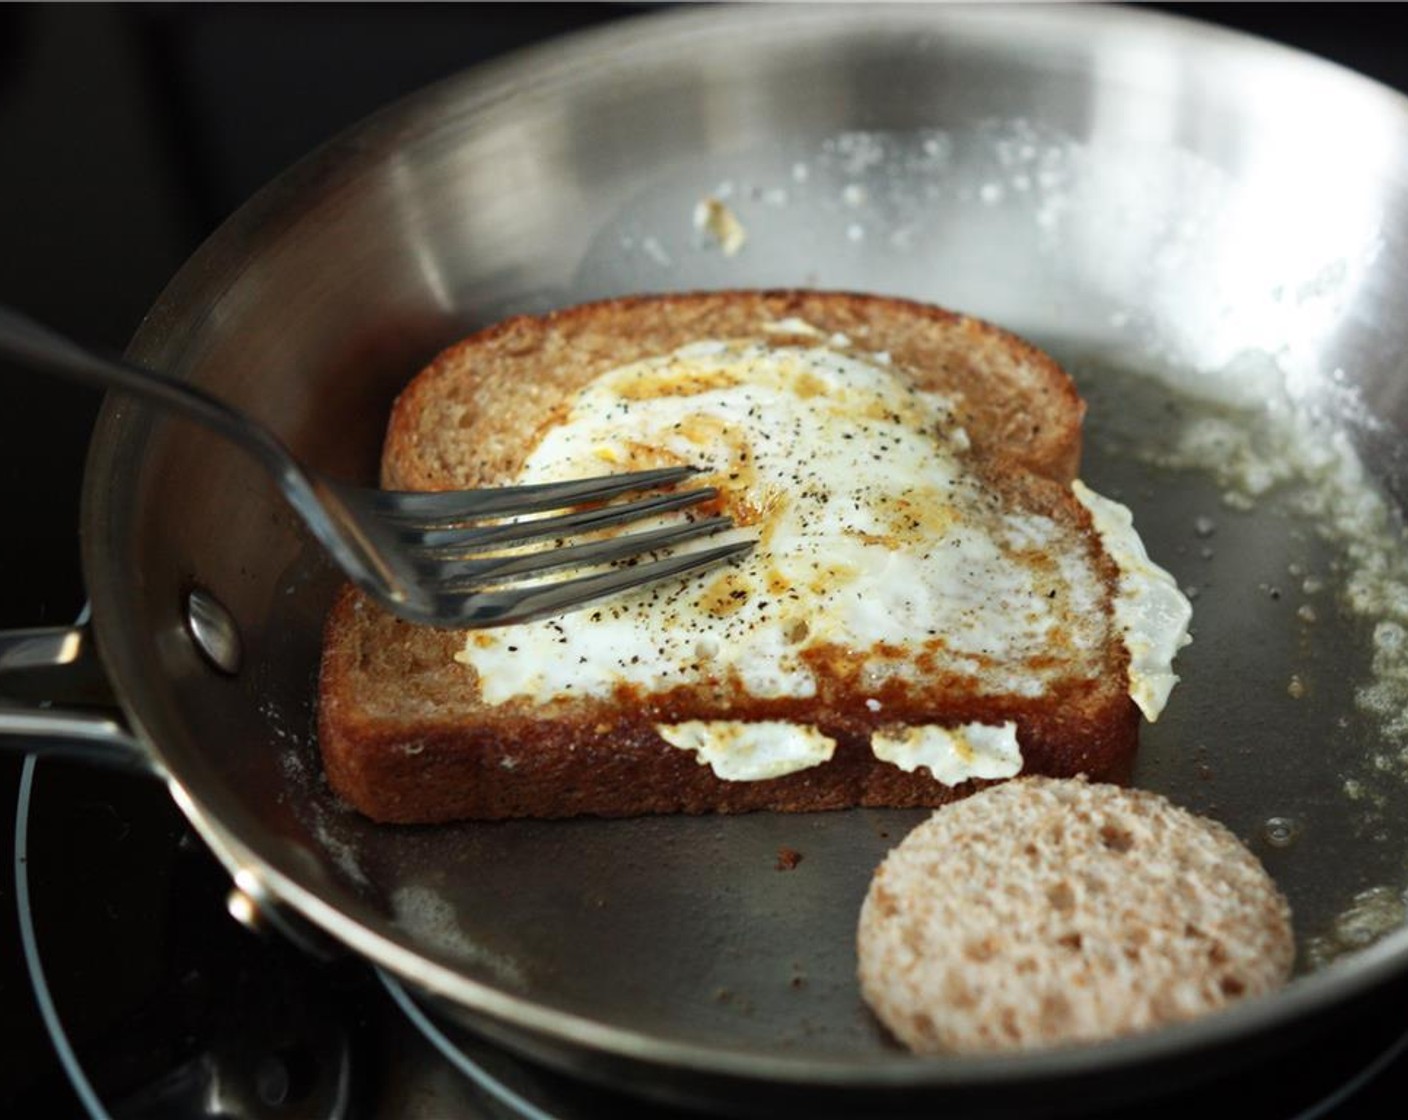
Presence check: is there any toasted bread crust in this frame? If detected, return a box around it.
[318,291,1134,823]
[383,290,1085,491]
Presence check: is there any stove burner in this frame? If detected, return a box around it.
[12,751,1408,1120]
[390,970,1408,1120]
[14,756,361,1120]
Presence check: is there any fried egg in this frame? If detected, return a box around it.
[1071,481,1194,721]
[455,332,1191,782]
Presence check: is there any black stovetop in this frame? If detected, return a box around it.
[5,5,1408,1117]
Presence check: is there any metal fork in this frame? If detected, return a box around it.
[0,306,753,628]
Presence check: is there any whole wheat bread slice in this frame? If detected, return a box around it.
[318,291,1141,823]
[857,778,1293,1053]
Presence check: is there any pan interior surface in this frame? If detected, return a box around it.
[85,2,1408,1099]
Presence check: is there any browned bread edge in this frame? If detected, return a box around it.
[320,588,1139,823]
[381,289,1086,490]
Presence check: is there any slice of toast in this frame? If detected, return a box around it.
[318,291,1158,823]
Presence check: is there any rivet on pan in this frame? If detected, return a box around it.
[1262,817,1302,849]
[185,588,242,675]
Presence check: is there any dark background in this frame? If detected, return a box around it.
[2,3,1406,1115]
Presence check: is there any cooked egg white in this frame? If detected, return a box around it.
[693,196,747,256]
[871,721,1023,786]
[658,721,836,780]
[1071,481,1193,721]
[454,333,1191,780]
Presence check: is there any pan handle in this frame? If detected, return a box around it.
[0,625,160,776]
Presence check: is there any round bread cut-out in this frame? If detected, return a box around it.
[857,777,1293,1053]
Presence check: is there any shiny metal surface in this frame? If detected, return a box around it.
[58,2,1408,1110]
[0,627,86,674]
[0,624,152,772]
[186,588,243,675]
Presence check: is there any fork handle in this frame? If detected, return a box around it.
[0,303,404,607]
[0,303,295,482]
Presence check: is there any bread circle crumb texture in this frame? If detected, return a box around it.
[857,777,1293,1053]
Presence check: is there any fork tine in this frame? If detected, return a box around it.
[431,516,736,589]
[441,540,756,627]
[370,466,702,524]
[410,487,720,555]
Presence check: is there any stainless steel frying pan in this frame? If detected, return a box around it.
[6,4,1408,1114]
